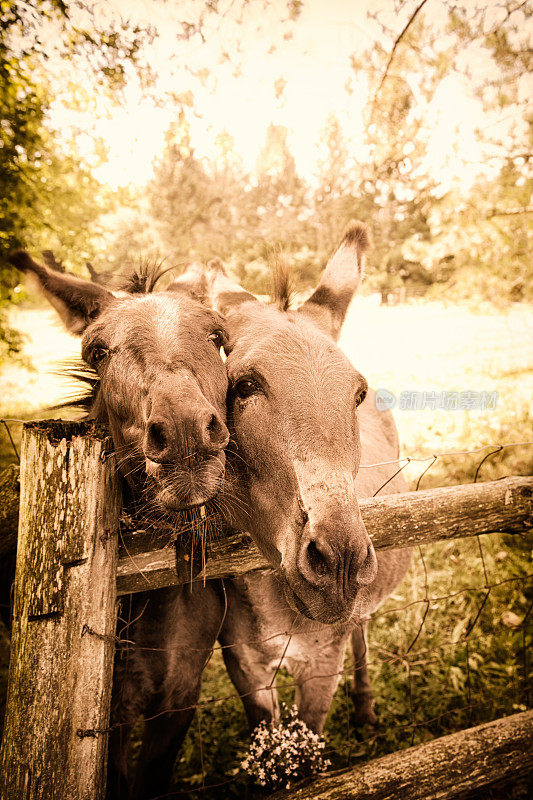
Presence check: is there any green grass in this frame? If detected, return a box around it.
[0,306,81,467]
[0,299,532,798]
[167,528,531,798]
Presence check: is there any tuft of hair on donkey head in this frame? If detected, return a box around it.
[173,222,377,625]
[8,251,230,515]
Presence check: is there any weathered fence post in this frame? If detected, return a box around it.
[0,420,121,800]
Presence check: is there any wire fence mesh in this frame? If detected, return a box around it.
[0,419,531,798]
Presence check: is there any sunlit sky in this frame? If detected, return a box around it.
[48,0,525,192]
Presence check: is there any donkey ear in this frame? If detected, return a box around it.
[167,262,209,304]
[168,258,256,315]
[298,222,370,341]
[203,258,257,316]
[8,251,114,334]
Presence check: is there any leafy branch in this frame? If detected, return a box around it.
[370,0,430,122]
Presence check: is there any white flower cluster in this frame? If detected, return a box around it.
[240,705,331,791]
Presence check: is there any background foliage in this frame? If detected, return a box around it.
[0,1,531,797]
[1,0,531,367]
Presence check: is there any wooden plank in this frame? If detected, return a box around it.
[274,710,533,800]
[116,476,533,594]
[2,468,532,596]
[117,530,268,595]
[0,421,121,800]
[363,474,533,549]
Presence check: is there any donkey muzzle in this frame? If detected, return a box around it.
[144,407,229,463]
[289,514,378,622]
[142,372,229,509]
[143,373,229,464]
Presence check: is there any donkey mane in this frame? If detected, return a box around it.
[119,256,175,294]
[267,222,370,313]
[55,359,100,413]
[270,255,294,312]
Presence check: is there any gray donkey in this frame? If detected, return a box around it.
[179,225,413,735]
[107,225,412,796]
[6,252,232,800]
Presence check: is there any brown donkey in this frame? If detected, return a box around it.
[100,225,411,796]
[6,253,231,800]
[8,252,230,513]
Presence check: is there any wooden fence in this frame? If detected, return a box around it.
[0,420,531,799]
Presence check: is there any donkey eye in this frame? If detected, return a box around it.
[355,387,367,407]
[233,378,260,400]
[208,330,225,348]
[90,346,109,366]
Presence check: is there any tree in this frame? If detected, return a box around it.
[145,117,314,295]
[230,123,311,293]
[330,0,531,301]
[427,152,532,304]
[0,0,153,362]
[147,110,225,264]
[440,1,533,301]
[312,114,358,265]
[339,11,447,297]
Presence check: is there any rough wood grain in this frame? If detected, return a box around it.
[363,475,533,549]
[0,421,121,800]
[0,465,19,557]
[116,529,269,594]
[116,476,533,595]
[2,468,532,596]
[274,710,533,800]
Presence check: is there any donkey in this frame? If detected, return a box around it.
[173,224,413,734]
[6,252,233,799]
[8,252,230,513]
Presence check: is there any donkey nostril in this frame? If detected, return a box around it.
[353,542,378,586]
[201,411,229,452]
[148,421,168,454]
[145,418,173,463]
[305,540,330,578]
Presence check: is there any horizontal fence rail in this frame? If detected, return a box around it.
[116,475,533,593]
[274,710,533,800]
[1,467,532,595]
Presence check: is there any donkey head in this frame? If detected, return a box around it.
[193,224,378,624]
[8,252,229,512]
